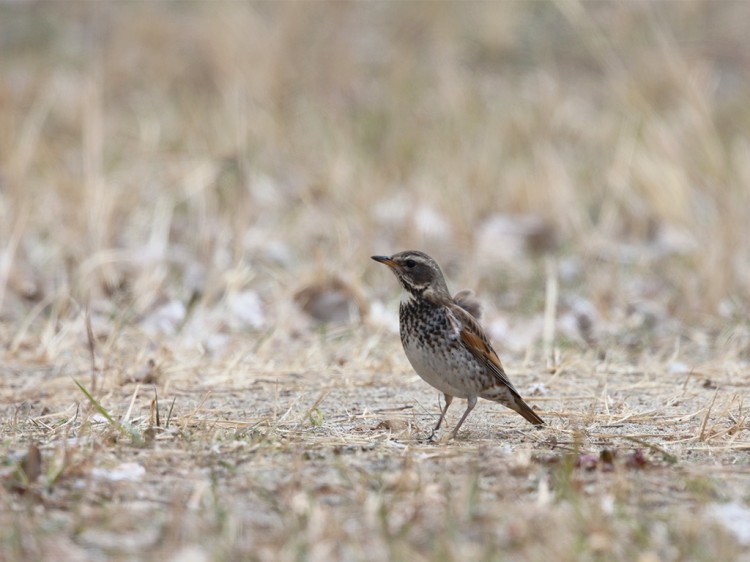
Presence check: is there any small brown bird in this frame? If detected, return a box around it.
[372,251,544,439]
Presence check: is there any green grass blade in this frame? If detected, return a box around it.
[73,378,144,446]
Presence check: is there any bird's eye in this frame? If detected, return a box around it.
[405,259,417,269]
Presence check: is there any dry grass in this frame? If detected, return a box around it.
[2,2,750,561]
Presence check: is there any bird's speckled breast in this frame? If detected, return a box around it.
[399,295,486,398]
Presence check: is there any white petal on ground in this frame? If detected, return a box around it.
[91,462,146,482]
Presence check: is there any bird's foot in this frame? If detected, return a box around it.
[425,431,455,444]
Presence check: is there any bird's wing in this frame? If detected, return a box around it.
[453,290,482,320]
[446,302,521,395]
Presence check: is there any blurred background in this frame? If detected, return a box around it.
[2,1,749,363]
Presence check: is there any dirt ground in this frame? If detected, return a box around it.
[3,322,750,561]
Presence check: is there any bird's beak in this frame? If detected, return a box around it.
[371,255,398,269]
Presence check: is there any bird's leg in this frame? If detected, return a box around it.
[450,395,477,439]
[429,393,453,440]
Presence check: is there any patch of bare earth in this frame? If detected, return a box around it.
[3,320,750,561]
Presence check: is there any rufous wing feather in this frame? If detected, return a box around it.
[450,304,544,426]
[451,306,518,393]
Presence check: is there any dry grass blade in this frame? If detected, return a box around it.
[620,435,678,465]
[165,397,177,429]
[698,389,720,442]
[85,301,97,392]
[0,201,29,313]
[15,442,42,489]
[543,255,559,369]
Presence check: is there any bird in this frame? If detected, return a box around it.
[371,250,544,439]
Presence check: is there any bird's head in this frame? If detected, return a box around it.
[371,250,449,297]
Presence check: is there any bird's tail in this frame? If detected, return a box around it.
[511,397,544,426]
